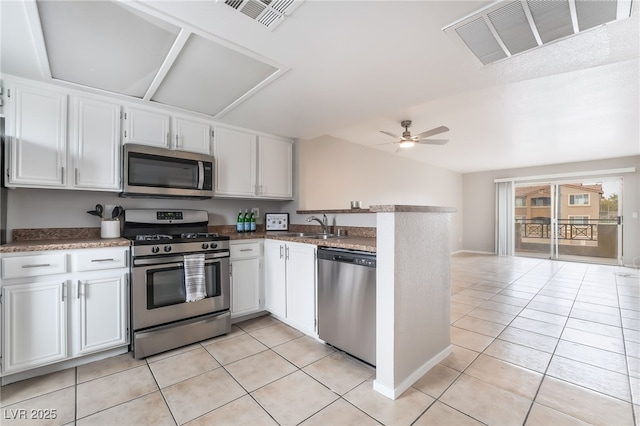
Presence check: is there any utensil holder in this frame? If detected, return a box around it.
[101,220,121,239]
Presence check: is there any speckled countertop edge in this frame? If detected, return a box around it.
[0,238,131,253]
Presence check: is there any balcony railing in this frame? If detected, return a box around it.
[517,219,617,241]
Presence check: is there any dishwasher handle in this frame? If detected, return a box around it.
[333,255,355,262]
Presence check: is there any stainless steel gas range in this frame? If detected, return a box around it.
[123,209,231,358]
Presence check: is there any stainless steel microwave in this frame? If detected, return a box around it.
[122,144,214,199]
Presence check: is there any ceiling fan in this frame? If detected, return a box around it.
[378,120,449,152]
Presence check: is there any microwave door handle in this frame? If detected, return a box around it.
[197,161,205,189]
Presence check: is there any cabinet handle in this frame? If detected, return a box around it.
[74,168,78,185]
[285,246,289,260]
[279,245,283,259]
[91,258,116,262]
[166,132,170,145]
[176,133,180,148]
[259,185,263,194]
[62,282,66,302]
[229,263,233,277]
[77,280,81,299]
[21,263,51,268]
[61,166,65,184]
[239,248,253,252]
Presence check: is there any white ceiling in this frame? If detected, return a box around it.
[1,0,638,173]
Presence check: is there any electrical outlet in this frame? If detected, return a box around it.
[252,207,260,221]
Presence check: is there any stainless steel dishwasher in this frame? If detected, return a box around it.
[317,247,376,366]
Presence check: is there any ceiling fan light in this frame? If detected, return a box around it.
[399,140,415,148]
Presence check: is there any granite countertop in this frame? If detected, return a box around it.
[219,231,376,252]
[0,238,131,253]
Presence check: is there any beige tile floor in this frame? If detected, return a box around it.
[1,254,638,425]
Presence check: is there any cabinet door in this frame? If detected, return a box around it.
[174,117,211,154]
[2,281,67,374]
[264,240,286,319]
[258,136,293,199]
[8,84,67,187]
[76,274,128,355]
[230,257,261,318]
[286,243,317,336]
[213,127,257,197]
[72,97,121,190]
[124,107,170,148]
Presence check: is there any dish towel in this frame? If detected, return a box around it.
[184,253,206,302]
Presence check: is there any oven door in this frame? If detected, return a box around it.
[132,252,230,331]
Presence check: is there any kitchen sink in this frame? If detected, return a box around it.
[280,232,340,239]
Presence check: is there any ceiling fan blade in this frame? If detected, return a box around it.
[417,139,448,145]
[395,147,402,154]
[415,126,450,139]
[379,130,400,139]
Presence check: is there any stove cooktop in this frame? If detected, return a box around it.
[129,233,229,245]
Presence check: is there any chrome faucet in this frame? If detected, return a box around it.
[307,214,329,234]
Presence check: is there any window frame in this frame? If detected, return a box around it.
[568,193,590,206]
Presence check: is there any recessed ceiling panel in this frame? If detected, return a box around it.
[575,0,618,31]
[151,34,278,116]
[527,0,573,44]
[445,0,631,66]
[488,2,538,55]
[37,0,180,98]
[455,18,508,65]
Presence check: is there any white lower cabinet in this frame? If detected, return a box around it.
[264,239,317,336]
[2,281,68,373]
[230,241,263,319]
[76,275,128,355]
[0,248,129,376]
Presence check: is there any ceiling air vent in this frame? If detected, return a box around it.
[224,0,303,29]
[444,0,633,66]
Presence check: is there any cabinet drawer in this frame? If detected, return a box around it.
[73,249,128,271]
[230,242,261,260]
[2,253,67,279]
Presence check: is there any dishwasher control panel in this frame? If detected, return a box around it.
[354,258,376,267]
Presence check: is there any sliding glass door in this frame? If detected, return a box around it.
[514,179,621,264]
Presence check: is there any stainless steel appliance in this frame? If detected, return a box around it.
[122,144,214,199]
[317,247,376,366]
[124,209,230,358]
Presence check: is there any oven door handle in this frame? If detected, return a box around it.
[133,252,229,267]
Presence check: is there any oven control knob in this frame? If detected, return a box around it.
[212,243,218,249]
[151,246,160,254]
[201,243,209,249]
[164,246,172,253]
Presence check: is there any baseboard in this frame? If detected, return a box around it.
[451,250,495,255]
[372,344,452,400]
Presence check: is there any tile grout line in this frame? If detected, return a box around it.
[614,267,639,426]
[519,259,584,426]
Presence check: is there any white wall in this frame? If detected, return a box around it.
[462,156,640,266]
[283,136,464,252]
[4,188,282,241]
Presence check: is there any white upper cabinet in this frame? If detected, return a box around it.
[71,97,121,191]
[7,83,68,188]
[214,126,257,197]
[124,106,211,154]
[213,126,292,199]
[123,107,171,148]
[173,117,211,155]
[258,136,293,199]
